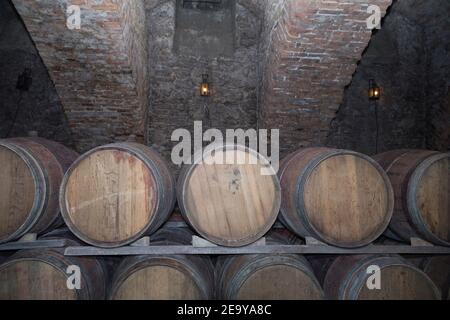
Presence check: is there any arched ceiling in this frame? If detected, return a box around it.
[11,0,394,153]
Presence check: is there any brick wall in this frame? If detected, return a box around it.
[259,0,392,156]
[9,0,447,158]
[11,0,148,152]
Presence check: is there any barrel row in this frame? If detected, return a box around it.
[0,228,447,300]
[0,137,448,248]
[0,137,78,243]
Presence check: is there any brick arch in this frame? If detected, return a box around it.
[259,0,393,156]
[12,0,393,155]
[11,0,149,152]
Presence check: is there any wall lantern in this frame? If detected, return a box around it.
[200,74,210,97]
[368,79,381,100]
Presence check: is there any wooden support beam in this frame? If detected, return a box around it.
[0,239,67,251]
[64,244,450,257]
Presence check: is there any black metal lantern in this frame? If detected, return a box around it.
[368,79,381,100]
[200,74,210,97]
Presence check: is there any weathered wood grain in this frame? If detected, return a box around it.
[177,145,280,247]
[375,150,449,246]
[60,143,175,248]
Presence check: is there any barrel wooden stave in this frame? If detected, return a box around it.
[0,245,106,300]
[109,228,214,300]
[374,149,450,246]
[278,148,328,236]
[323,255,441,300]
[0,137,78,243]
[408,255,450,300]
[60,142,175,248]
[122,143,176,235]
[279,148,394,248]
[177,144,281,247]
[216,254,324,300]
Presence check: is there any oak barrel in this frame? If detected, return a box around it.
[177,144,281,247]
[409,255,450,300]
[0,239,106,300]
[279,148,394,247]
[0,136,78,243]
[374,149,449,246]
[323,255,441,300]
[216,254,324,300]
[60,142,175,247]
[109,228,214,300]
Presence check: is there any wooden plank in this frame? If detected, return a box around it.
[64,244,450,256]
[192,236,266,248]
[305,236,326,246]
[0,239,67,251]
[192,236,217,247]
[410,237,434,247]
[130,237,151,247]
[18,233,37,242]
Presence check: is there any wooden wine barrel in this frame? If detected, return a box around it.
[109,228,214,300]
[216,254,324,300]
[0,242,106,300]
[177,144,281,247]
[266,229,303,245]
[323,255,441,300]
[0,136,78,244]
[60,142,175,248]
[307,255,337,285]
[409,255,450,300]
[279,148,394,248]
[374,150,449,246]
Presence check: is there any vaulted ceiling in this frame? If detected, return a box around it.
[259,0,392,154]
[11,0,392,152]
[12,0,148,151]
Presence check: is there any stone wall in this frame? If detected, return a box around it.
[420,0,450,151]
[146,1,262,172]
[0,0,73,146]
[328,0,450,154]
